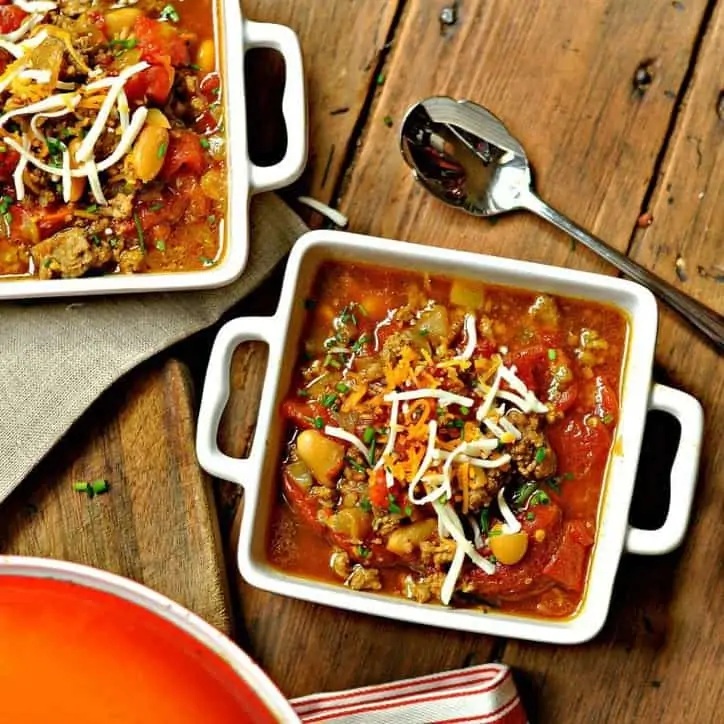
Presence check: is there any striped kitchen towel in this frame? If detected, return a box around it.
[290,663,528,724]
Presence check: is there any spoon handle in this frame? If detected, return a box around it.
[520,192,724,353]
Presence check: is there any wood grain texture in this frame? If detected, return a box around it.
[502,5,724,723]
[340,0,707,273]
[243,0,400,210]
[0,359,231,635]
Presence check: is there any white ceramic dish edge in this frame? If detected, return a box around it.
[197,230,704,644]
[0,555,300,723]
[0,0,306,300]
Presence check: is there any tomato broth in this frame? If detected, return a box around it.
[0,575,277,723]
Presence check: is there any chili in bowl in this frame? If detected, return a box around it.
[196,231,704,644]
[0,0,306,299]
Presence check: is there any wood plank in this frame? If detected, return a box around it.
[502,5,724,723]
[0,359,232,635]
[340,0,708,274]
[243,0,400,207]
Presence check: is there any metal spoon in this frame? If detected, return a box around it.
[399,96,724,352]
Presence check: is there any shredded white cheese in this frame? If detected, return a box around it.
[13,1,57,12]
[75,61,149,163]
[297,196,349,227]
[408,421,439,502]
[84,160,106,205]
[454,313,477,361]
[384,389,474,407]
[0,93,79,127]
[60,146,71,202]
[96,106,147,171]
[18,68,51,83]
[12,136,29,200]
[498,416,522,440]
[29,106,76,141]
[497,487,522,534]
[440,545,466,606]
[324,426,370,460]
[475,366,502,421]
[3,12,44,43]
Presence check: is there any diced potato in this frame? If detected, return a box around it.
[414,305,449,345]
[104,8,142,36]
[528,294,560,327]
[489,530,529,565]
[386,519,437,556]
[450,279,484,309]
[284,460,312,491]
[328,508,371,541]
[200,167,227,203]
[296,429,345,485]
[146,108,171,129]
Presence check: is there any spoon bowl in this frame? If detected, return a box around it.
[400,96,723,352]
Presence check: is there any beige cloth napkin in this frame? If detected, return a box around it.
[0,193,307,503]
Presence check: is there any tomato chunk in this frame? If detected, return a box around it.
[0,5,26,34]
[161,132,205,180]
[542,521,593,592]
[134,16,189,67]
[124,64,174,105]
[280,399,332,431]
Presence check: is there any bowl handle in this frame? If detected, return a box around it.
[243,19,307,193]
[625,383,704,555]
[196,317,279,486]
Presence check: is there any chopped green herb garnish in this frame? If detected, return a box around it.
[335,382,350,394]
[2,211,11,226]
[90,479,109,495]
[43,257,54,268]
[388,495,401,515]
[488,528,503,537]
[383,115,393,127]
[189,63,201,71]
[73,481,89,492]
[110,38,138,49]
[297,389,310,398]
[86,204,98,213]
[313,416,324,430]
[160,4,180,22]
[91,233,101,247]
[362,426,375,445]
[603,413,614,425]
[109,238,118,248]
[545,477,561,493]
[368,438,376,465]
[526,512,536,521]
[452,419,464,429]
[356,545,370,558]
[404,505,413,517]
[149,202,163,211]
[512,481,538,506]
[321,393,338,408]
[480,507,490,535]
[376,72,385,85]
[133,211,145,252]
[439,493,449,505]
[199,255,215,266]
[155,240,166,251]
[529,490,551,506]
[200,137,210,149]
[304,298,317,310]
[436,407,446,416]
[351,334,369,353]
[157,141,167,159]
[357,303,368,317]
[489,555,498,564]
[548,348,557,361]
[564,472,575,480]
[345,457,366,474]
[459,405,470,415]
[0,145,6,153]
[207,214,216,225]
[360,497,372,512]
[323,354,342,369]
[418,327,430,337]
[535,446,547,464]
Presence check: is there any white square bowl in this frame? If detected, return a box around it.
[197,230,704,644]
[0,0,306,300]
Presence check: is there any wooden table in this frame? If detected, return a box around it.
[4,2,723,722]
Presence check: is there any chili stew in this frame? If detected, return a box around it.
[270,261,628,619]
[0,0,225,279]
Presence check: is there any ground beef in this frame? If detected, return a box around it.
[32,228,113,279]
[344,565,381,591]
[403,572,445,603]
[419,537,457,567]
[330,550,351,580]
[373,513,403,537]
[507,410,557,480]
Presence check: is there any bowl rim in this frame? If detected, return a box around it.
[201,229,664,644]
[0,555,299,722]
